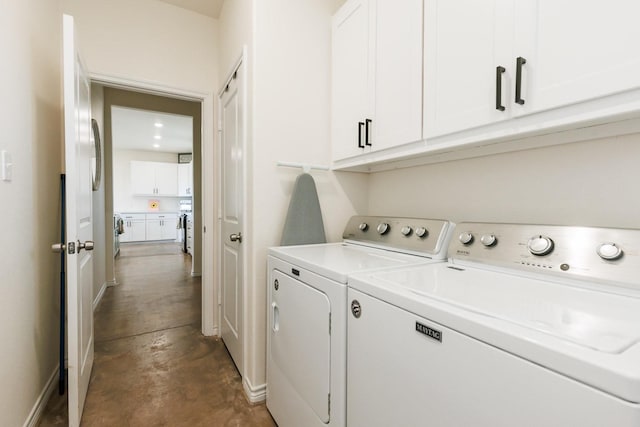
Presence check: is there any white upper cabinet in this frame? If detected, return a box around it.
[516,0,640,116]
[424,0,513,138]
[424,0,640,139]
[131,161,178,196]
[332,0,423,161]
[372,0,423,151]
[178,162,193,197]
[332,0,372,161]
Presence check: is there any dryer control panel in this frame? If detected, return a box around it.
[448,222,640,291]
[342,216,454,259]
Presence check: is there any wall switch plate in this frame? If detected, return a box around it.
[1,150,12,182]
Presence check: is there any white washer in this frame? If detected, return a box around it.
[266,216,454,427]
[348,222,640,427]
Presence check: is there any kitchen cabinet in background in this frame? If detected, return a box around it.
[131,161,178,196]
[178,162,193,197]
[331,0,423,161]
[146,213,178,241]
[119,213,146,243]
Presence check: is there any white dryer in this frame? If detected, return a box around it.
[266,216,454,427]
[347,222,640,427]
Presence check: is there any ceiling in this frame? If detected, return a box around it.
[112,106,193,154]
[154,0,225,19]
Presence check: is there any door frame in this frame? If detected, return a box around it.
[217,47,249,378]
[90,71,218,336]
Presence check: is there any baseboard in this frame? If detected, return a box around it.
[23,367,59,427]
[106,279,118,287]
[93,281,107,311]
[243,377,266,404]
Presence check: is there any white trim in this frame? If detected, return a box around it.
[23,367,59,427]
[106,279,118,287]
[191,272,202,277]
[242,377,266,404]
[89,71,216,339]
[93,282,107,311]
[90,72,205,101]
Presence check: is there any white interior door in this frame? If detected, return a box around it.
[220,64,244,373]
[62,14,95,427]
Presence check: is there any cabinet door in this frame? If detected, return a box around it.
[371,0,423,151]
[130,220,146,241]
[516,1,640,116]
[130,161,156,195]
[332,0,373,161]
[424,0,513,139]
[161,217,178,240]
[145,219,162,241]
[155,163,178,196]
[178,162,193,197]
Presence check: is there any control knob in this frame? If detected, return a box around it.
[377,223,390,235]
[459,232,473,245]
[401,226,413,236]
[358,223,369,231]
[528,235,554,256]
[597,243,623,260]
[480,234,497,247]
[415,227,428,238]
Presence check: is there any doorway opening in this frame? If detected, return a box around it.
[90,83,209,332]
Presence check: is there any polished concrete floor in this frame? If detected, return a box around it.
[39,242,275,426]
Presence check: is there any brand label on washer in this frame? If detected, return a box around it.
[415,322,442,342]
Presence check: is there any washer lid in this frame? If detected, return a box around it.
[349,263,640,402]
[268,243,435,284]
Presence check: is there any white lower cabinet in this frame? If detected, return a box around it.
[119,213,178,242]
[146,213,178,241]
[119,213,146,243]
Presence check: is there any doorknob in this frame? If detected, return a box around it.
[78,241,94,252]
[229,233,242,243]
[51,240,93,254]
[51,243,66,253]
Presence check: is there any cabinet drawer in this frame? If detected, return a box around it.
[120,213,146,220]
[146,213,178,220]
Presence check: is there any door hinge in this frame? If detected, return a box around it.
[329,313,331,335]
[328,393,331,415]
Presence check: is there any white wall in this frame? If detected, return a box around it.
[91,83,107,304]
[218,0,369,395]
[0,1,63,425]
[368,135,640,228]
[62,0,218,94]
[113,150,181,212]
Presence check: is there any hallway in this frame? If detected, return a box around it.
[40,242,275,426]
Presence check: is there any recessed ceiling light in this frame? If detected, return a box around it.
[153,143,160,148]
[154,135,161,140]
[154,122,163,128]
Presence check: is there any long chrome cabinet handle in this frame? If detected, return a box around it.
[496,66,506,111]
[515,56,526,105]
